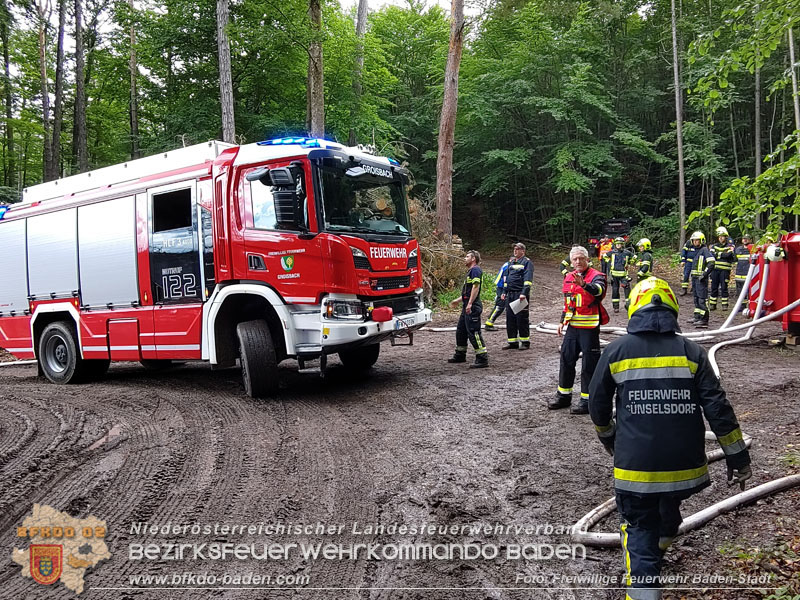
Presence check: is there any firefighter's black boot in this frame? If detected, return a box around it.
[679,287,687,296]
[570,400,589,415]
[447,353,466,363]
[469,354,489,369]
[520,341,530,350]
[502,343,519,350]
[548,393,571,410]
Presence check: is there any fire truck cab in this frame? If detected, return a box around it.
[0,138,431,396]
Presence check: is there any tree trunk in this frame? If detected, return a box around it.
[754,58,761,228]
[348,0,368,146]
[789,27,800,230]
[0,3,15,188]
[216,0,235,143]
[73,0,88,172]
[129,0,139,158]
[36,0,54,181]
[50,0,66,178]
[671,0,687,247]
[729,107,740,179]
[306,0,324,137]
[434,0,465,242]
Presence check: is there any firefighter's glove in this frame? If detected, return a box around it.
[596,420,615,456]
[726,464,752,491]
[600,437,615,456]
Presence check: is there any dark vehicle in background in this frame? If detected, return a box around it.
[588,218,633,257]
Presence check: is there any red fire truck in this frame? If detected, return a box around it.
[0,138,431,396]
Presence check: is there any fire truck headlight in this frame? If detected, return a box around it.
[323,298,365,320]
[409,248,418,258]
[350,247,367,258]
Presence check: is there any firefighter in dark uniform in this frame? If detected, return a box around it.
[709,226,735,311]
[634,238,653,283]
[448,250,489,368]
[589,277,752,600]
[734,234,753,310]
[604,237,634,314]
[549,246,607,414]
[678,239,697,296]
[689,231,715,328]
[484,258,510,330]
[503,242,533,350]
[560,255,572,277]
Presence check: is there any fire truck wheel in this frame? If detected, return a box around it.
[39,321,85,384]
[236,320,278,398]
[338,344,380,370]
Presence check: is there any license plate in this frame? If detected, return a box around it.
[396,315,415,329]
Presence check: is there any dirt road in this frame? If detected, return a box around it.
[1,260,798,599]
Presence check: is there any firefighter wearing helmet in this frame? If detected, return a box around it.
[634,238,653,282]
[734,233,754,310]
[709,226,735,311]
[689,231,715,327]
[604,237,635,313]
[678,237,698,296]
[589,277,752,600]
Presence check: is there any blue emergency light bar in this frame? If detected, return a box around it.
[258,137,322,148]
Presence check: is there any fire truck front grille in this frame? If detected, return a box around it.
[371,294,419,314]
[371,276,410,291]
[353,256,371,270]
[407,255,418,269]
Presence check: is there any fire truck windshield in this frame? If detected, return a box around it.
[317,162,411,238]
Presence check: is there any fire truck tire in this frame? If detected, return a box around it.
[236,320,278,398]
[338,344,380,370]
[38,321,86,384]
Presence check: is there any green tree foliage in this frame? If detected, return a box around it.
[2,0,797,251]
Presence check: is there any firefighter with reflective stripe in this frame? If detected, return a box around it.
[604,237,634,313]
[598,237,614,276]
[689,231,715,328]
[549,245,607,414]
[709,226,735,311]
[734,234,753,310]
[560,255,572,277]
[634,238,653,282]
[448,250,488,368]
[589,278,752,600]
[503,242,534,350]
[678,239,697,296]
[484,259,510,330]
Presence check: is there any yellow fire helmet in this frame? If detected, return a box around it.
[627,277,679,319]
[690,230,706,244]
[716,226,729,237]
[637,238,652,251]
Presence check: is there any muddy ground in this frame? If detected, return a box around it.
[0,259,798,600]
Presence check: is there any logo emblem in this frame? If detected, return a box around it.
[30,545,62,585]
[281,256,295,272]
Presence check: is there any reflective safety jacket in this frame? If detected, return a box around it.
[599,239,614,261]
[589,308,751,496]
[560,257,572,277]
[680,241,698,265]
[635,250,653,278]
[561,267,607,329]
[712,241,735,271]
[493,261,510,293]
[605,248,634,278]
[734,244,753,281]
[504,256,533,296]
[691,246,715,279]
